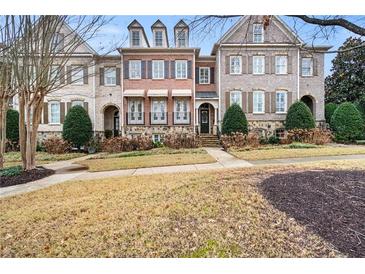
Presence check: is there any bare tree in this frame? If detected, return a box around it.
[1,15,109,170]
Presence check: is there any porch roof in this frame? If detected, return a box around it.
[196,92,218,99]
[147,89,168,97]
[171,89,192,97]
[124,89,145,97]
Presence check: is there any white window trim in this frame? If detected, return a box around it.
[129,60,142,80]
[253,90,265,114]
[199,67,210,84]
[71,66,84,86]
[230,55,242,75]
[253,56,265,75]
[275,90,288,114]
[48,100,61,125]
[230,90,242,108]
[175,60,188,79]
[154,30,164,47]
[128,99,144,124]
[131,30,141,47]
[302,57,313,77]
[253,23,264,43]
[177,30,187,47]
[104,67,117,86]
[152,60,164,80]
[174,98,190,124]
[151,99,167,124]
[71,100,84,108]
[275,55,288,75]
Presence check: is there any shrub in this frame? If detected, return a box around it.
[104,129,113,139]
[153,141,164,148]
[221,132,260,150]
[6,109,19,148]
[0,165,22,177]
[163,133,201,149]
[330,102,364,142]
[268,135,280,145]
[43,136,71,154]
[354,96,365,121]
[101,135,153,153]
[287,143,318,149]
[325,103,338,124]
[287,128,332,145]
[222,104,248,135]
[285,101,315,130]
[62,105,92,149]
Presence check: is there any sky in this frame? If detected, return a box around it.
[88,15,363,76]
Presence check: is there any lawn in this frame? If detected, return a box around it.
[229,144,365,161]
[1,159,364,257]
[76,148,216,171]
[3,151,86,168]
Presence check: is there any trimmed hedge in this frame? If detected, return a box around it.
[62,105,92,148]
[285,101,315,130]
[222,104,248,135]
[6,109,19,144]
[330,102,364,142]
[325,103,338,124]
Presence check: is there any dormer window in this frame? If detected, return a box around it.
[132,31,140,47]
[154,31,163,47]
[51,33,64,52]
[177,30,187,47]
[253,24,264,43]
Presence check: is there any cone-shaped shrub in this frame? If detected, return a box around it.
[325,103,338,124]
[6,109,19,144]
[62,105,92,148]
[285,101,315,130]
[330,102,364,142]
[222,104,248,135]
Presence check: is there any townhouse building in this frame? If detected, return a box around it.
[19,15,330,142]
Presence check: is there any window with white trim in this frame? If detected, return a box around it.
[275,55,288,74]
[104,67,116,86]
[276,91,287,113]
[253,91,265,113]
[151,98,167,124]
[175,60,187,79]
[49,101,60,124]
[71,100,84,108]
[51,33,63,52]
[129,60,141,79]
[71,66,84,85]
[50,65,60,85]
[199,67,210,84]
[230,91,242,108]
[177,30,187,47]
[128,99,144,124]
[154,31,163,47]
[131,31,140,47]
[230,56,241,74]
[152,60,164,79]
[302,57,313,76]
[253,24,264,43]
[253,56,265,74]
[174,98,190,124]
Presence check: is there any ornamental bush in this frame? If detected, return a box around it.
[6,109,19,145]
[43,135,71,154]
[164,133,201,149]
[325,103,338,124]
[101,135,153,153]
[330,102,364,142]
[285,101,315,130]
[62,105,92,149]
[222,104,248,135]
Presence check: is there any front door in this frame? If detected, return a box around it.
[200,109,209,133]
[113,111,120,136]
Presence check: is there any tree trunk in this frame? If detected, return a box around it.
[18,94,27,170]
[0,98,8,169]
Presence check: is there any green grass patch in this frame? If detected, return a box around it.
[0,165,22,177]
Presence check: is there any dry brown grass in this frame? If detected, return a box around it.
[2,159,364,257]
[230,145,365,161]
[77,149,216,171]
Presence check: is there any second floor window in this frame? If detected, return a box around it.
[49,101,60,124]
[253,56,265,74]
[129,60,141,79]
[152,60,164,79]
[154,31,163,47]
[50,65,60,85]
[177,30,187,47]
[230,91,242,108]
[51,33,64,52]
[175,60,187,79]
[132,31,140,46]
[253,91,265,113]
[275,56,288,74]
[199,67,210,84]
[71,100,84,108]
[253,24,264,43]
[104,67,116,86]
[302,57,313,76]
[230,56,241,74]
[72,66,84,85]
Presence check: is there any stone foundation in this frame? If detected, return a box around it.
[124,125,194,136]
[248,120,285,138]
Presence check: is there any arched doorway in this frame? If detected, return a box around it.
[198,103,215,134]
[301,95,315,115]
[104,105,120,137]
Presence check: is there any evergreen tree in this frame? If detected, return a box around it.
[222,104,248,135]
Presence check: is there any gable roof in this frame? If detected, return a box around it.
[174,19,188,29]
[62,22,97,55]
[127,19,150,47]
[151,19,167,29]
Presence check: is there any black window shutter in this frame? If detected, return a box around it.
[195,67,199,84]
[170,61,175,78]
[210,67,215,84]
[123,61,129,79]
[164,60,169,79]
[147,61,152,79]
[116,67,121,85]
[187,60,192,79]
[99,67,104,85]
[141,61,146,79]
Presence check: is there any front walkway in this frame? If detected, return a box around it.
[1,148,364,199]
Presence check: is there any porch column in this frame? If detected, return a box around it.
[195,108,200,134]
[213,107,218,135]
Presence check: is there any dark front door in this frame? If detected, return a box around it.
[113,111,120,136]
[200,109,209,133]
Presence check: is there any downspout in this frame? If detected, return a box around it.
[121,52,124,136]
[297,48,300,101]
[92,59,96,134]
[193,49,196,133]
[218,46,221,130]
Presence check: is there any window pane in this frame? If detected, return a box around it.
[105,67,116,85]
[230,91,242,108]
[302,58,313,76]
[253,92,264,113]
[275,56,287,74]
[253,56,265,74]
[50,102,60,123]
[276,92,287,112]
[230,56,241,74]
[152,60,164,79]
[176,60,187,79]
[253,24,263,43]
[129,60,141,79]
[177,30,186,47]
[71,100,83,107]
[132,31,140,46]
[72,66,84,84]
[199,67,209,84]
[155,31,163,46]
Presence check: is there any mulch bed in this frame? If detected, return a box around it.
[0,167,55,188]
[260,169,365,257]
